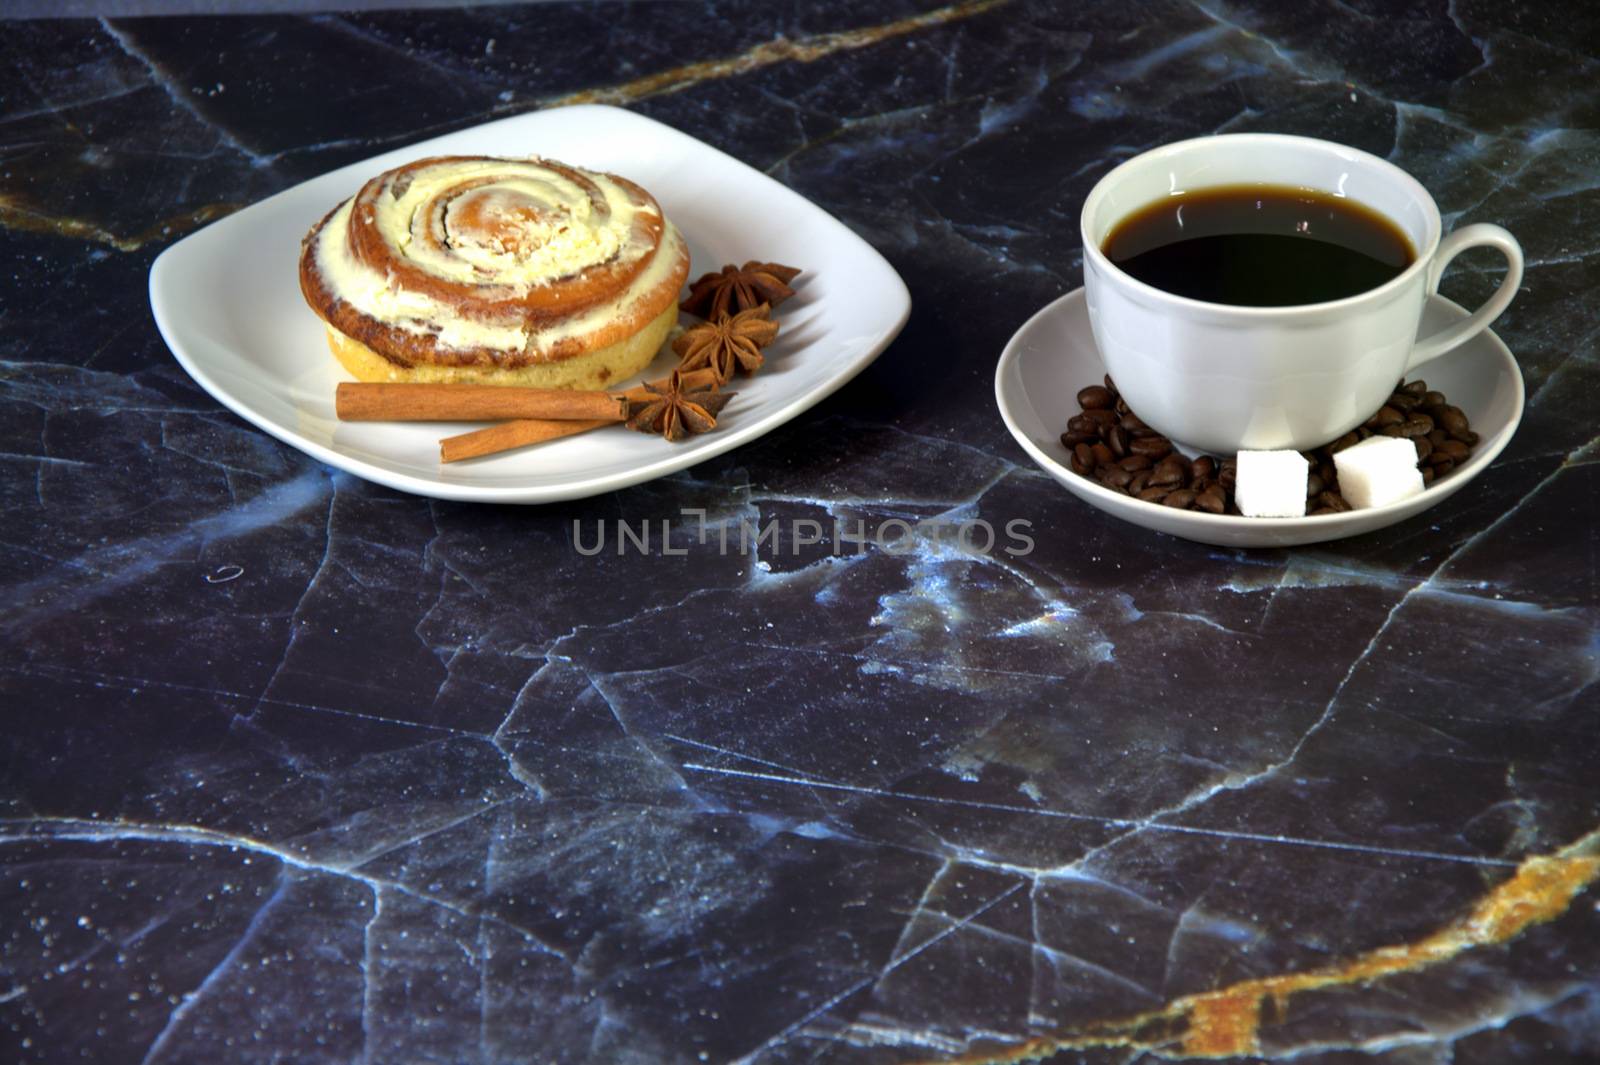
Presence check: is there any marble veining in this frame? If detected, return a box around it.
[1,2,1597,1063]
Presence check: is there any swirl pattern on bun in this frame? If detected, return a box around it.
[299,156,689,388]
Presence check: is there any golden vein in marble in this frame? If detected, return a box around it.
[0,192,237,253]
[543,0,1011,108]
[929,827,1600,1062]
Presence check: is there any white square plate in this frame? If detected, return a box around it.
[150,105,910,503]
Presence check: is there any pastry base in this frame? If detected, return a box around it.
[325,303,678,390]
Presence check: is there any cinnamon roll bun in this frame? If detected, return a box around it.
[299,156,689,389]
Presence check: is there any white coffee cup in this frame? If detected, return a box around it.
[1080,133,1522,454]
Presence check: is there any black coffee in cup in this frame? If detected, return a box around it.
[1103,185,1414,307]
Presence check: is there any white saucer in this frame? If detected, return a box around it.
[994,289,1524,548]
[150,105,909,504]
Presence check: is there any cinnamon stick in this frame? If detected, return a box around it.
[440,418,610,463]
[336,382,627,422]
[433,367,730,463]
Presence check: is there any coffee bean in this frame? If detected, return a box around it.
[1091,442,1115,466]
[1328,432,1361,453]
[1317,490,1352,512]
[1427,428,1448,446]
[1162,489,1197,509]
[1366,405,1404,429]
[1306,472,1325,498]
[1195,486,1226,514]
[1414,436,1433,462]
[1060,430,1095,448]
[1108,425,1129,457]
[1399,413,1434,437]
[1119,454,1154,472]
[1099,465,1134,489]
[1137,485,1170,503]
[1423,390,1447,410]
[1114,398,1130,416]
[1461,429,1479,446]
[1127,470,1151,494]
[1403,379,1429,396]
[1077,385,1114,410]
[1191,456,1215,481]
[1129,435,1172,458]
[1150,455,1186,487]
[1432,458,1455,477]
[1067,414,1100,436]
[1120,412,1151,434]
[1104,374,1117,394]
[1439,405,1470,439]
[1074,443,1096,471]
[1318,462,1337,485]
[1388,390,1420,412]
[1083,408,1119,430]
[1435,439,1470,463]
[1380,424,1408,437]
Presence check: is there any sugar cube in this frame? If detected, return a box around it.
[1235,450,1309,518]
[1332,436,1425,509]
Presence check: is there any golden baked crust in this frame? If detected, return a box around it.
[298,156,689,376]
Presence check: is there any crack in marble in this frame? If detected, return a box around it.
[340,798,522,874]
[883,858,957,972]
[0,449,95,468]
[0,818,570,962]
[1185,0,1325,81]
[313,14,472,91]
[679,762,1519,868]
[734,880,1025,1063]
[473,916,491,1065]
[358,886,382,1065]
[762,101,944,180]
[138,868,291,1065]
[1528,315,1600,409]
[540,0,1012,110]
[942,911,1164,1004]
[583,667,713,808]
[1444,0,1492,81]
[743,640,1084,685]
[4,660,486,739]
[249,472,342,718]
[489,662,558,801]
[926,825,1600,1062]
[97,19,270,168]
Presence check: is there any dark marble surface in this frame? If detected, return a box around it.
[2,2,1598,1063]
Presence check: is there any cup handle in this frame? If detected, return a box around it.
[1406,223,1523,370]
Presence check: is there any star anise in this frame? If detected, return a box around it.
[680,261,802,319]
[672,304,779,383]
[625,371,735,442]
